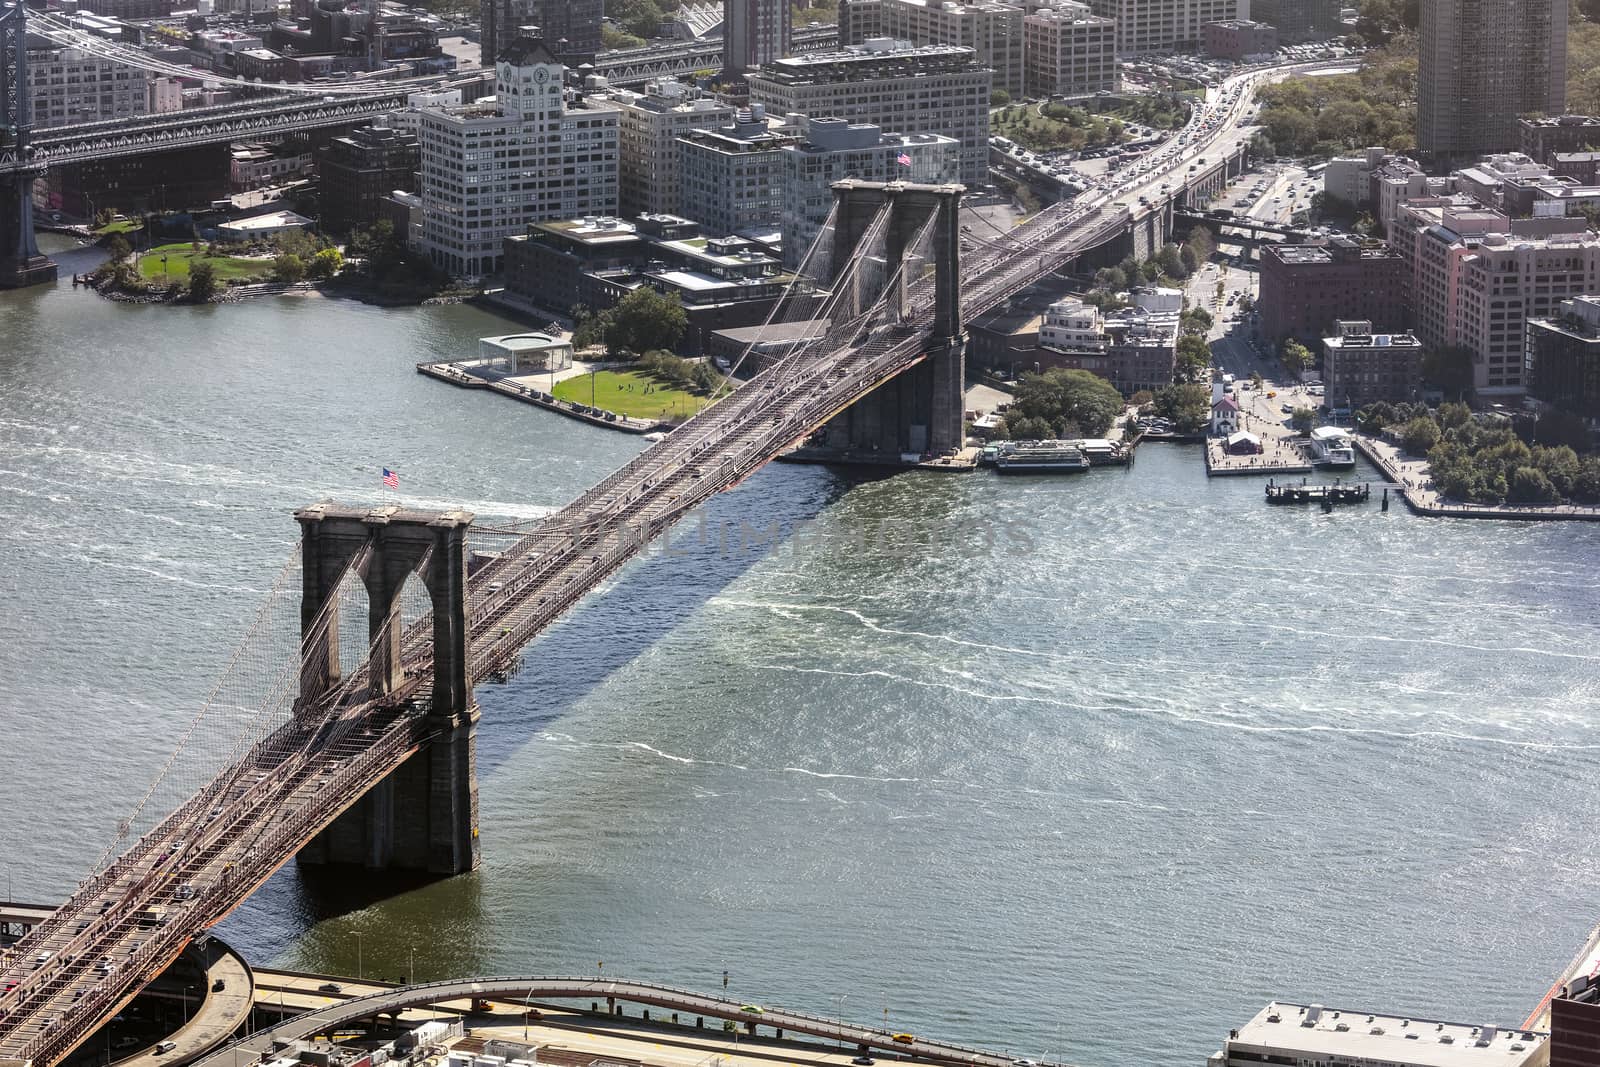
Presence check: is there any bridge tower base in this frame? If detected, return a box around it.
[820,180,965,457]
[0,170,57,289]
[292,504,482,876]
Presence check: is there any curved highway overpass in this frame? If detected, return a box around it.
[194,977,1039,1067]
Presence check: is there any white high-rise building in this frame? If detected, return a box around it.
[609,78,735,217]
[417,36,619,277]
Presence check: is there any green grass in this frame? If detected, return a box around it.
[95,219,140,235]
[552,370,719,421]
[137,243,272,284]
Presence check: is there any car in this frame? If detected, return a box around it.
[740,1004,764,1014]
[155,1042,178,1055]
[1281,403,1293,413]
[318,982,343,994]
[852,1058,875,1065]
[893,1034,916,1045]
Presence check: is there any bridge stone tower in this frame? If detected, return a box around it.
[0,0,58,290]
[293,503,481,876]
[820,180,965,458]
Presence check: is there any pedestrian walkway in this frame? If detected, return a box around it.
[1355,434,1600,521]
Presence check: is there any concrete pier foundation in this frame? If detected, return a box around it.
[293,503,481,875]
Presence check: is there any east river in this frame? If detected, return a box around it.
[4,240,1600,1067]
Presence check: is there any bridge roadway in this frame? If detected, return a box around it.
[0,62,1281,1067]
[1,29,838,173]
[196,976,1023,1067]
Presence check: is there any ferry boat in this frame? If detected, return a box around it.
[1308,426,1357,468]
[994,440,1091,474]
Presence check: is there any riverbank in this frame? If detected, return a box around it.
[1355,434,1600,522]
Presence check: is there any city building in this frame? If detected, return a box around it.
[25,46,152,129]
[611,79,735,218]
[1418,0,1566,159]
[678,106,796,236]
[1083,0,1244,56]
[1371,159,1445,234]
[1323,146,1414,208]
[1452,152,1553,210]
[1552,969,1600,1067]
[1257,237,1408,345]
[746,39,992,186]
[781,118,960,268]
[417,36,619,277]
[228,141,314,190]
[1390,199,1600,396]
[76,0,173,16]
[1519,114,1600,164]
[1248,0,1341,42]
[502,214,807,353]
[1200,19,1277,61]
[1022,3,1116,100]
[1321,319,1424,408]
[1551,151,1600,185]
[1032,289,1180,395]
[480,0,603,65]
[318,123,422,233]
[149,77,183,115]
[837,0,884,45]
[1526,296,1600,420]
[877,0,1022,97]
[1211,1002,1548,1067]
[723,0,792,74]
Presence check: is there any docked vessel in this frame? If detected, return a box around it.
[1308,426,1357,468]
[994,440,1091,474]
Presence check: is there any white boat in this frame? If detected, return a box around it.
[994,440,1091,474]
[1308,426,1356,468]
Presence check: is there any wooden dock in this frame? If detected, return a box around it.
[1204,437,1313,477]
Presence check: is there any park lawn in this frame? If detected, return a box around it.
[552,369,720,421]
[137,243,272,283]
[95,219,140,235]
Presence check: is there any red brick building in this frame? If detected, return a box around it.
[1258,237,1409,346]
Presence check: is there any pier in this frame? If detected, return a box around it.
[1264,479,1370,507]
[417,361,660,434]
[1353,434,1600,522]
[1203,436,1313,477]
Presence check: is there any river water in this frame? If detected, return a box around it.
[3,246,1600,1067]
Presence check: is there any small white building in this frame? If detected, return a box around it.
[216,210,314,241]
[1211,394,1241,436]
[479,332,573,373]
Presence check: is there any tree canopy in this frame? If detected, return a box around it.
[1003,368,1125,439]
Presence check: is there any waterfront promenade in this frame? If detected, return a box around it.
[1355,434,1600,522]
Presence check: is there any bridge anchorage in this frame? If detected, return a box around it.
[0,0,57,289]
[816,180,965,458]
[293,504,481,875]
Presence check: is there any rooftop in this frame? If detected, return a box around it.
[1225,1002,1547,1067]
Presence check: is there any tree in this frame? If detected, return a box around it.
[1509,465,1559,504]
[604,287,688,357]
[308,247,344,280]
[1423,343,1475,399]
[187,260,219,302]
[1155,242,1186,280]
[1289,406,1317,433]
[272,254,307,282]
[690,360,722,396]
[1153,383,1211,434]
[1438,401,1472,431]
[106,234,132,263]
[1400,414,1441,455]
[1280,339,1314,380]
[1250,371,1264,392]
[990,89,1011,107]
[1174,333,1212,383]
[1180,306,1212,335]
[1008,368,1125,438]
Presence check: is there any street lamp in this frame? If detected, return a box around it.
[183,984,193,1024]
[523,989,534,1042]
[353,931,363,981]
[833,995,847,1050]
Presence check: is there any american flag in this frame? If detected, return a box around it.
[382,468,399,489]
[897,152,912,167]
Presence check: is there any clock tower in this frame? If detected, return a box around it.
[495,34,565,121]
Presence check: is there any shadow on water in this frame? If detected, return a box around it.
[223,460,899,940]
[472,461,890,780]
